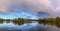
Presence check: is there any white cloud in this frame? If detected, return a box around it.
[0,0,60,18]
[0,0,53,13]
[0,0,11,13]
[12,0,54,15]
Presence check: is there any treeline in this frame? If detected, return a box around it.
[0,17,60,27]
[0,18,33,25]
[38,16,60,28]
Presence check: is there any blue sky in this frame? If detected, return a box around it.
[0,12,37,19]
[0,0,60,19]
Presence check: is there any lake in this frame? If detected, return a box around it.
[0,21,60,31]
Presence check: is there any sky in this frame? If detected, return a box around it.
[0,0,60,19]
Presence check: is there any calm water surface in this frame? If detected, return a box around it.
[0,22,60,31]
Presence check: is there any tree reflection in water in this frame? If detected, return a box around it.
[0,17,60,28]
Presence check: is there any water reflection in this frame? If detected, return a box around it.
[0,21,59,31]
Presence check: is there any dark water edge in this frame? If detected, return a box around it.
[0,22,60,31]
